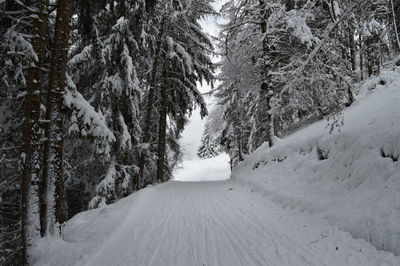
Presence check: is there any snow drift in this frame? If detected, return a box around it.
[232,68,400,255]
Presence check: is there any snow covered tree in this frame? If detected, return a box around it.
[0,1,32,262]
[65,0,215,206]
[137,13,167,187]
[137,0,215,183]
[214,0,396,169]
[64,0,157,210]
[197,132,219,159]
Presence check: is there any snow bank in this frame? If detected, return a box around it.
[31,186,157,266]
[232,69,400,255]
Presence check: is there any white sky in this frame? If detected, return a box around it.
[174,1,230,181]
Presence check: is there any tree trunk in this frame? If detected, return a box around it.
[20,1,48,264]
[359,31,364,80]
[232,90,244,162]
[41,0,72,237]
[156,70,168,183]
[349,29,356,71]
[391,0,400,52]
[345,27,355,106]
[258,0,274,147]
[137,17,166,187]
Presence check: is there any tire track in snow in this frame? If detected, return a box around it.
[202,188,269,265]
[146,183,184,266]
[211,186,315,265]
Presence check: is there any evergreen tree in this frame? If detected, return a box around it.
[0,1,34,262]
[139,0,215,183]
[198,132,220,159]
[212,0,396,169]
[67,0,147,208]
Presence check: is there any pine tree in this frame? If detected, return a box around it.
[68,1,147,208]
[155,0,215,181]
[198,133,219,159]
[136,0,215,183]
[0,0,47,263]
[138,15,167,186]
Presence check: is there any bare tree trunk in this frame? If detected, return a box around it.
[258,0,274,147]
[349,29,357,71]
[138,17,166,187]
[345,27,355,106]
[391,0,400,52]
[233,120,244,162]
[41,0,72,237]
[359,32,364,80]
[156,69,168,183]
[20,1,48,264]
[233,90,244,162]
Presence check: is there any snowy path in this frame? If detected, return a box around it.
[76,181,398,266]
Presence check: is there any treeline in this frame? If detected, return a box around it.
[199,0,400,168]
[0,0,214,264]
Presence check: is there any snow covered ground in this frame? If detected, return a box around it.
[232,68,400,256]
[32,181,399,266]
[174,154,230,181]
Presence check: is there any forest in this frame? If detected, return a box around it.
[1,0,400,265]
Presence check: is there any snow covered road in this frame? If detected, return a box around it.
[61,180,399,266]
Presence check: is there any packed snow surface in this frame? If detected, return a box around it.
[33,181,399,266]
[174,153,230,181]
[232,69,400,255]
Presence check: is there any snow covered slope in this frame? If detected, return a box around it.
[232,68,400,255]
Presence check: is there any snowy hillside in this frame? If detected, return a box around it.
[232,68,400,255]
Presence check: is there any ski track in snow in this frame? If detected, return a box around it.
[72,180,399,266]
